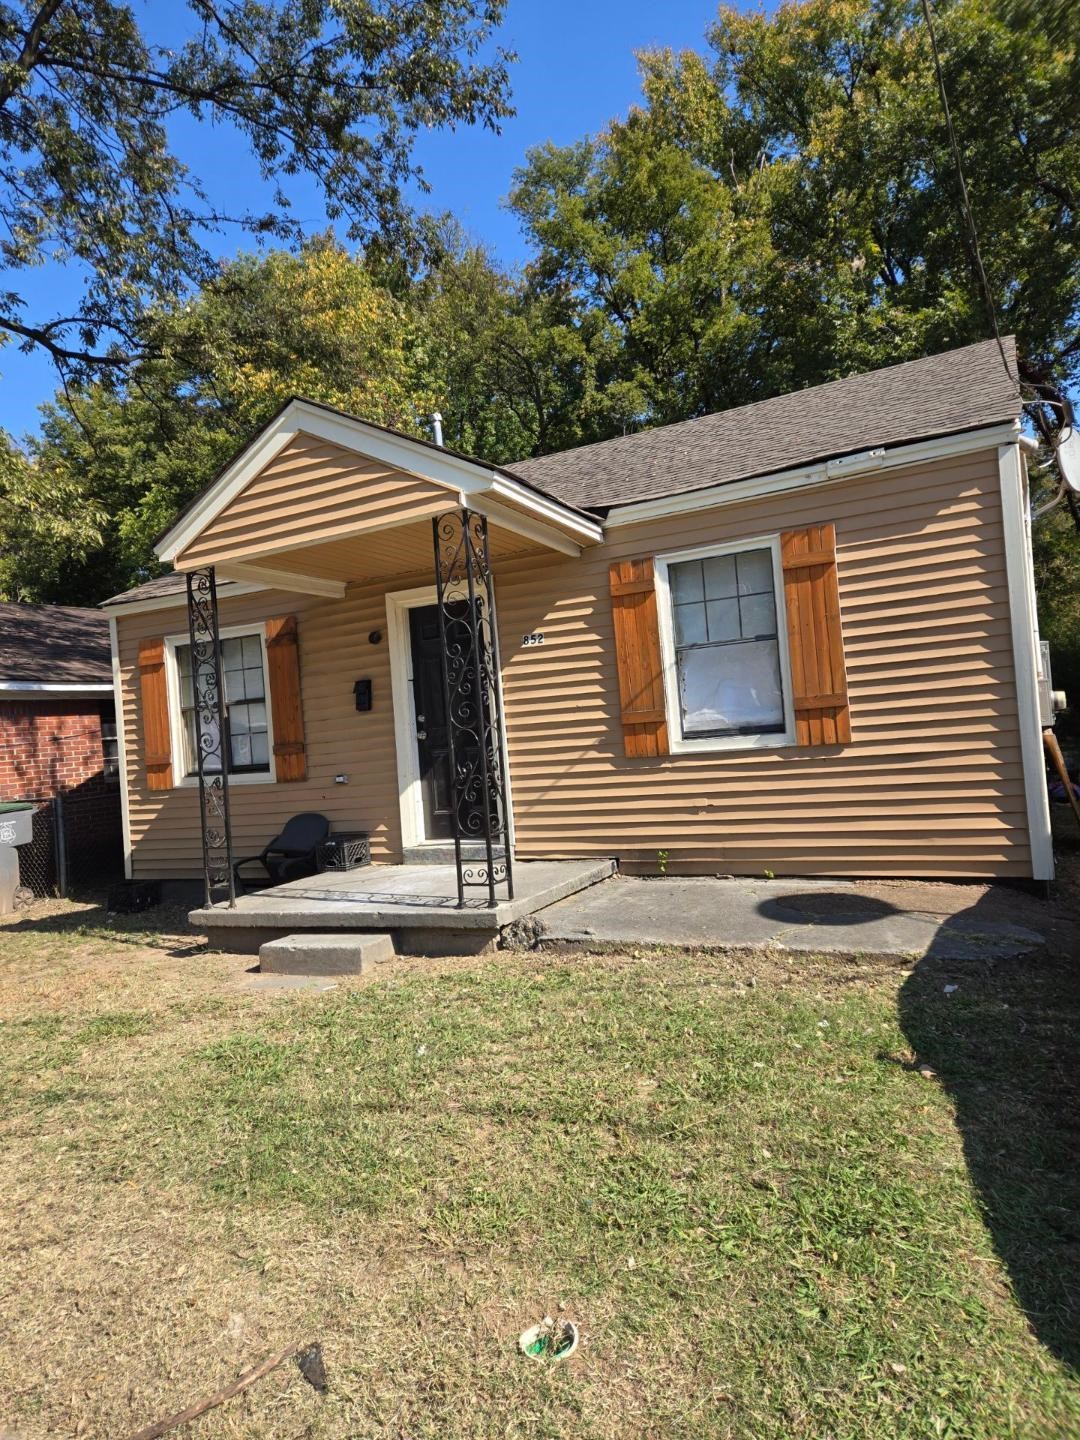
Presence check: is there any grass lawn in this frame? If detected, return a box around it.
[0,901,1077,1439]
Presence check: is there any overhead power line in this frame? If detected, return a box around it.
[920,0,1017,393]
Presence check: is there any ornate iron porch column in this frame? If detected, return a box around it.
[185,568,236,908]
[432,509,515,908]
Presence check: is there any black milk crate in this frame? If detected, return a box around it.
[317,832,371,873]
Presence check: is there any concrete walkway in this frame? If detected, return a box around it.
[537,874,1047,960]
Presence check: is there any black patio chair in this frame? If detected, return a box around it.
[232,812,331,891]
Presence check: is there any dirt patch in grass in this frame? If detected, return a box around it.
[0,898,1078,1438]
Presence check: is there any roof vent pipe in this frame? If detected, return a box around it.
[431,411,444,448]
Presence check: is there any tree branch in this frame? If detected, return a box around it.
[0,0,70,109]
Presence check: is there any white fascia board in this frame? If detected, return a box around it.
[0,681,114,694]
[107,615,133,880]
[605,422,1023,528]
[489,475,603,544]
[998,442,1054,881]
[215,562,346,599]
[467,493,582,557]
[101,581,266,618]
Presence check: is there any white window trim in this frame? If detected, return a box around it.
[163,623,277,787]
[654,533,796,755]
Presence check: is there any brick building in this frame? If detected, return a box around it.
[0,603,122,893]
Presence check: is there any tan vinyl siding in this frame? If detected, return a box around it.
[176,433,453,568]
[115,445,1032,881]
[494,446,1029,878]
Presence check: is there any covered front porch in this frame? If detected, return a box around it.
[151,398,603,920]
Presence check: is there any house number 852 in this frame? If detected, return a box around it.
[522,632,545,647]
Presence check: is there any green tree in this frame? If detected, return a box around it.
[510,0,1079,421]
[6,239,436,602]
[0,0,512,381]
[0,430,104,600]
[416,222,634,463]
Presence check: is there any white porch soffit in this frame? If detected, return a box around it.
[154,399,603,598]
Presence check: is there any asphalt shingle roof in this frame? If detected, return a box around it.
[0,603,112,685]
[101,337,1020,606]
[508,337,1021,511]
[100,572,188,607]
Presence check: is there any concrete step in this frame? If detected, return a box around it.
[259,931,395,976]
[402,842,506,866]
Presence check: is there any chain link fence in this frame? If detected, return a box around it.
[12,789,124,904]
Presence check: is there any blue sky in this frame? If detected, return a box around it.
[0,0,727,436]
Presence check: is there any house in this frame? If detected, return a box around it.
[0,603,123,894]
[102,336,1053,909]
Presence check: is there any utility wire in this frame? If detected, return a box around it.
[920,0,1017,393]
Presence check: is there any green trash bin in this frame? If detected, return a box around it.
[0,802,35,914]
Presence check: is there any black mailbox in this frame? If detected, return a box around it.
[353,678,373,712]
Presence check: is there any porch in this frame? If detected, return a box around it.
[190,857,615,955]
[148,398,604,920]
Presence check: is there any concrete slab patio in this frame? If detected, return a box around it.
[537,874,1048,960]
[190,858,615,955]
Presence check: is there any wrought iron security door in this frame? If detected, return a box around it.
[432,508,514,908]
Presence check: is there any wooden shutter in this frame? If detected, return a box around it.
[609,557,669,758]
[265,614,307,781]
[780,523,851,745]
[137,636,173,791]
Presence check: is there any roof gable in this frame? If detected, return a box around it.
[175,432,457,570]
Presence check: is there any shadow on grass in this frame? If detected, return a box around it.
[898,932,1080,1373]
[0,897,201,956]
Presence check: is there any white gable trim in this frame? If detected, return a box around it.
[604,422,1027,528]
[155,399,601,564]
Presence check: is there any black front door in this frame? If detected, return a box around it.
[409,604,456,840]
[409,602,493,844]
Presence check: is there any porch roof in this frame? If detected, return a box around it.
[148,397,602,597]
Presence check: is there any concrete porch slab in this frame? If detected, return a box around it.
[190,858,615,954]
[537,875,1047,961]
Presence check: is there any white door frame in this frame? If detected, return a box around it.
[384,583,517,853]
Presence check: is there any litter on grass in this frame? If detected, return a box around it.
[518,1318,579,1360]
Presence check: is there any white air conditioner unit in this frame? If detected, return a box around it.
[1038,640,1068,724]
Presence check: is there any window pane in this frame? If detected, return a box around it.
[230,701,267,736]
[740,591,777,638]
[674,601,707,646]
[677,639,784,735]
[705,597,740,642]
[224,666,246,702]
[736,548,773,595]
[178,630,270,776]
[702,553,737,599]
[670,560,704,602]
[185,711,222,773]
